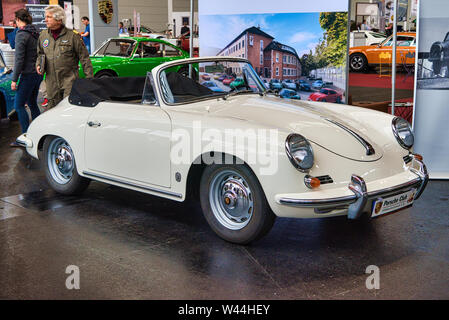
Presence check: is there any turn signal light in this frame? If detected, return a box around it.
[413,154,423,161]
[304,175,321,189]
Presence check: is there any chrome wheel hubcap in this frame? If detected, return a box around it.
[48,138,74,184]
[209,170,253,230]
[351,56,363,69]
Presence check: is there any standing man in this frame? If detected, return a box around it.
[7,19,18,49]
[36,5,93,109]
[80,16,90,54]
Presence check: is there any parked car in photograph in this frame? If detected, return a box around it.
[312,79,324,89]
[19,57,428,244]
[218,74,227,81]
[279,88,301,100]
[349,32,416,72]
[230,77,245,89]
[308,88,343,103]
[79,37,189,78]
[0,52,15,119]
[269,79,283,91]
[282,79,296,90]
[350,30,387,47]
[296,79,311,91]
[201,80,224,93]
[222,75,235,85]
[428,31,449,75]
[201,73,211,81]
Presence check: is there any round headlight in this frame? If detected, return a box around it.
[392,117,414,149]
[285,133,314,172]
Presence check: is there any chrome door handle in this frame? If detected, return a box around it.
[87,121,101,127]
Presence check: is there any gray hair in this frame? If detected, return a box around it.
[45,5,66,25]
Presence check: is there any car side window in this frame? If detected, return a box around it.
[163,44,182,57]
[139,42,162,58]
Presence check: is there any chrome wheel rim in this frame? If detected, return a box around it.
[209,170,254,230]
[47,138,74,185]
[351,56,363,70]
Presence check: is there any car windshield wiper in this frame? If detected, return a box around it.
[223,89,262,100]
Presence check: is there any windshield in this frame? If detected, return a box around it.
[158,59,266,104]
[94,39,136,57]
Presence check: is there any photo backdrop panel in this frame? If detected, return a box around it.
[199,0,348,103]
[414,0,449,179]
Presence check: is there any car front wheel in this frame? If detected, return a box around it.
[43,136,90,195]
[200,164,275,244]
[350,53,367,72]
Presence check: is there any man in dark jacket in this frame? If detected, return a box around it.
[36,5,93,109]
[10,9,43,146]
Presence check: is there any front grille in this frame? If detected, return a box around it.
[403,155,413,164]
[316,175,334,185]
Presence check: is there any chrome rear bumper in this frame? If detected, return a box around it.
[277,155,429,219]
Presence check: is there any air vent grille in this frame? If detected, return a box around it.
[316,175,334,184]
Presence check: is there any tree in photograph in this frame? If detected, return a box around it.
[319,12,348,66]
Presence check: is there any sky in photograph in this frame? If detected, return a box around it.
[199,12,327,57]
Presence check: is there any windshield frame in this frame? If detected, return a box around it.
[156,58,267,106]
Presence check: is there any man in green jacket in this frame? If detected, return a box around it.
[36,5,93,109]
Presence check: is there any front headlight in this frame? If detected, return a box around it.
[285,133,314,172]
[392,117,414,149]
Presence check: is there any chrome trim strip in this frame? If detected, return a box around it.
[277,177,422,208]
[325,118,375,156]
[82,171,182,198]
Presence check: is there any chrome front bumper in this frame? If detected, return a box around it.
[277,155,429,220]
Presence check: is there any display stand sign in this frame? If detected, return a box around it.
[25,4,47,31]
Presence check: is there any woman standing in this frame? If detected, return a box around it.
[10,8,42,147]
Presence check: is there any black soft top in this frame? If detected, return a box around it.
[69,76,146,107]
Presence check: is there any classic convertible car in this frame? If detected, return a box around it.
[79,37,189,78]
[17,57,428,244]
[429,31,449,75]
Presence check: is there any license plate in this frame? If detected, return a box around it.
[371,189,416,218]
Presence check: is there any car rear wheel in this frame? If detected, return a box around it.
[200,164,276,244]
[350,53,367,72]
[95,70,116,78]
[43,136,90,195]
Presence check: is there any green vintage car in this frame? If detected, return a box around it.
[79,37,189,78]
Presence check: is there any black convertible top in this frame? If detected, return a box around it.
[69,76,147,107]
[69,71,215,107]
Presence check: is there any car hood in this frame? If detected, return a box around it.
[205,95,383,162]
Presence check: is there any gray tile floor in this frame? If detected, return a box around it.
[0,118,448,299]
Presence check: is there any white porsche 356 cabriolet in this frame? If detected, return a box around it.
[17,57,428,244]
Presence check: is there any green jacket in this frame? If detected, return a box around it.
[36,26,93,96]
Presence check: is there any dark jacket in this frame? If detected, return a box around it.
[12,24,40,82]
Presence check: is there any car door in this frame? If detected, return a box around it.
[397,36,415,66]
[126,41,162,76]
[327,90,338,102]
[84,101,172,188]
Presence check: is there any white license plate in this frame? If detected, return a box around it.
[371,189,416,218]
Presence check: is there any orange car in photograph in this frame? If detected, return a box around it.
[349,32,416,72]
